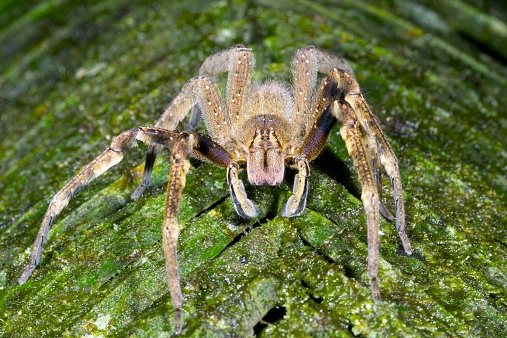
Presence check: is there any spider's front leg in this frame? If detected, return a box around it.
[161,133,192,334]
[160,130,239,333]
[337,101,381,301]
[133,45,252,200]
[283,80,338,218]
[326,68,409,300]
[19,125,234,333]
[341,78,413,255]
[287,66,408,301]
[18,127,182,284]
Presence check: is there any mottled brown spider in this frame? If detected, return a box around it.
[19,45,413,333]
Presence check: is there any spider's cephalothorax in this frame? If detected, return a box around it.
[19,45,413,334]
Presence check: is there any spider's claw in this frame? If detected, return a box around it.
[370,277,381,302]
[379,200,394,221]
[174,308,182,334]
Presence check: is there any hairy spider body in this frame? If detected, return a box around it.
[19,45,413,333]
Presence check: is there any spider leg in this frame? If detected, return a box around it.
[132,75,230,198]
[18,127,185,285]
[283,90,338,217]
[335,100,381,301]
[131,144,158,198]
[292,45,354,139]
[199,44,253,136]
[363,126,395,221]
[315,68,412,255]
[19,127,233,333]
[291,47,393,220]
[292,66,411,299]
[162,133,193,334]
[340,77,412,255]
[146,130,233,333]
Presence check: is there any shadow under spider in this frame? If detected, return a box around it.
[312,148,361,201]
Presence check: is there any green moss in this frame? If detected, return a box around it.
[0,0,506,336]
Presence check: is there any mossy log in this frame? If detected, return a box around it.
[0,0,506,336]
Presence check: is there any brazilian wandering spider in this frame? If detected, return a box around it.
[19,45,413,333]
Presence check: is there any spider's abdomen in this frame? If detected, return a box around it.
[247,127,284,186]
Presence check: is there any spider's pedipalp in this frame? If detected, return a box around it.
[227,162,259,218]
[281,158,310,218]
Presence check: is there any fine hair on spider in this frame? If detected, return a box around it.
[19,44,413,334]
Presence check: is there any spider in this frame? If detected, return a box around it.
[19,45,413,333]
